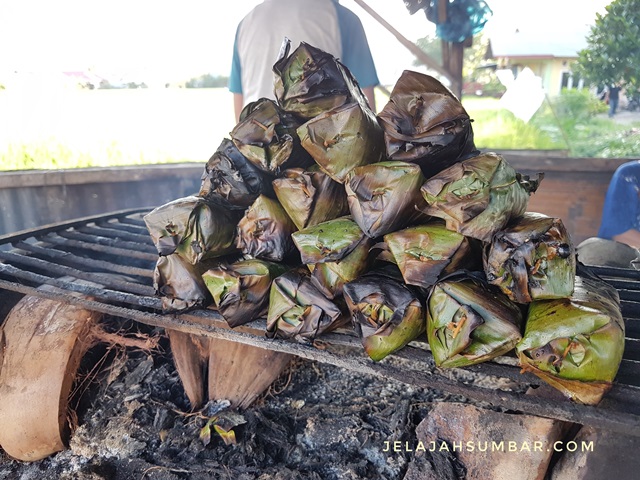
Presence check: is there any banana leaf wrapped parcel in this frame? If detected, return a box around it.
[346,161,427,239]
[421,152,543,242]
[199,138,274,208]
[236,195,298,262]
[272,167,349,230]
[383,221,481,289]
[484,212,576,303]
[230,98,313,174]
[427,271,523,368]
[516,273,625,405]
[343,268,425,361]
[297,101,385,183]
[273,40,369,120]
[266,269,348,343]
[153,254,218,312]
[144,196,239,264]
[202,259,288,328]
[291,216,373,298]
[377,70,477,178]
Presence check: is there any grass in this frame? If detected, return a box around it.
[1,88,639,171]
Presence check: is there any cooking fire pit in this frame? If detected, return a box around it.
[0,207,639,439]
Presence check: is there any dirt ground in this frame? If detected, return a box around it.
[0,324,485,480]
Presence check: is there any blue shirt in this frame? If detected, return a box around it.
[598,160,640,239]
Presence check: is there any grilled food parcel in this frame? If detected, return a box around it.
[143,40,625,405]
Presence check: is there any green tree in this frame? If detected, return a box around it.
[575,0,640,90]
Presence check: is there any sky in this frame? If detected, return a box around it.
[0,0,612,87]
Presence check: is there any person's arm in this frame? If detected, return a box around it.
[362,86,376,112]
[612,229,640,249]
[233,93,244,123]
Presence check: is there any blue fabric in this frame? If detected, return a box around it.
[333,1,379,88]
[228,26,243,94]
[598,160,640,239]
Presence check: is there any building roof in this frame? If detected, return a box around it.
[488,29,587,59]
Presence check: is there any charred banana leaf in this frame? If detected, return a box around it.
[343,270,425,361]
[421,152,542,242]
[427,272,523,368]
[230,98,313,174]
[144,196,238,264]
[272,166,349,230]
[484,212,576,303]
[377,70,477,178]
[291,216,367,265]
[153,254,217,312]
[266,269,347,343]
[202,259,288,328]
[236,195,297,262]
[384,222,481,289]
[346,161,427,239]
[273,39,367,119]
[199,138,274,208]
[516,273,625,405]
[297,102,384,183]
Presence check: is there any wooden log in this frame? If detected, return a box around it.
[0,294,101,461]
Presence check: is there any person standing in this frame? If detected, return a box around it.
[608,83,620,117]
[598,160,640,248]
[229,0,380,121]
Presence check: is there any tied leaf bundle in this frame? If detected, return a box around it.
[236,195,297,262]
[421,152,543,242]
[273,40,367,119]
[291,216,367,265]
[272,167,349,230]
[484,213,576,303]
[383,222,481,289]
[144,196,238,264]
[230,98,313,174]
[516,274,625,405]
[297,102,384,183]
[153,254,216,312]
[202,259,288,328]
[266,269,347,343]
[343,269,424,361]
[199,138,274,209]
[377,70,477,178]
[346,161,427,239]
[427,272,523,368]
[291,217,373,299]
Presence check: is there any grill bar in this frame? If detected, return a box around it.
[1,208,640,437]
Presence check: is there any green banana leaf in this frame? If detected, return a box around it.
[383,221,481,289]
[297,101,384,183]
[345,161,427,239]
[144,196,238,265]
[343,269,425,361]
[421,152,543,242]
[291,216,367,265]
[516,273,625,405]
[427,272,523,368]
[202,259,288,328]
[273,39,369,119]
[272,166,349,230]
[230,97,313,174]
[484,212,576,303]
[377,70,477,178]
[199,138,274,209]
[153,254,219,312]
[236,195,297,262]
[266,269,348,343]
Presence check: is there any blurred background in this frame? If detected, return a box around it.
[0,0,636,172]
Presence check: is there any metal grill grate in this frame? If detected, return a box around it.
[1,207,639,437]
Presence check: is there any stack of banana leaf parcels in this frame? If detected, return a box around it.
[144,40,625,406]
